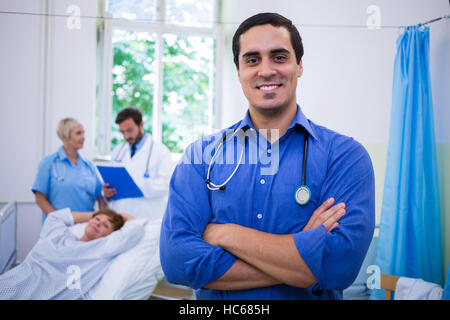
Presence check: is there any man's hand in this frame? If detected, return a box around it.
[103,183,117,199]
[303,198,346,232]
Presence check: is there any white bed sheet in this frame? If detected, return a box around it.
[69,218,164,300]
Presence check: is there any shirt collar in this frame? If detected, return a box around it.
[58,146,69,160]
[130,133,148,151]
[289,105,318,140]
[57,146,87,164]
[236,105,317,140]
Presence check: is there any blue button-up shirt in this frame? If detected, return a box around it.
[132,133,148,154]
[32,146,103,222]
[160,106,375,300]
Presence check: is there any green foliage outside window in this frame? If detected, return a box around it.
[111,30,214,153]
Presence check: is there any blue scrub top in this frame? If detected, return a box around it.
[160,105,375,300]
[32,146,102,223]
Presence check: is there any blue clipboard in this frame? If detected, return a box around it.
[97,165,144,200]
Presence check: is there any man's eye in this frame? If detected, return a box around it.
[274,55,287,62]
[246,57,259,64]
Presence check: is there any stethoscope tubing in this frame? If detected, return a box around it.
[52,158,66,181]
[302,133,308,186]
[206,129,247,191]
[113,139,153,178]
[206,129,310,199]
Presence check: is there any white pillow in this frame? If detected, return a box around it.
[69,219,164,300]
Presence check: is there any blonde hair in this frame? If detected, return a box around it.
[57,118,81,141]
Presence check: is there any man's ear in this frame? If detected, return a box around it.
[139,121,144,132]
[297,59,303,77]
[236,66,241,82]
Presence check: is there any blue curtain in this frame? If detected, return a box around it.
[443,265,450,300]
[371,25,443,299]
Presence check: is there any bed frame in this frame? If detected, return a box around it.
[0,201,18,274]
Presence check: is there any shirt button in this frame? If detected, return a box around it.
[257,213,263,219]
[267,149,272,154]
[260,179,265,185]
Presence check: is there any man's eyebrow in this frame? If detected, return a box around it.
[241,48,291,58]
[241,51,260,58]
[270,48,290,55]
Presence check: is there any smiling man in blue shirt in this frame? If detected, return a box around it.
[160,12,375,300]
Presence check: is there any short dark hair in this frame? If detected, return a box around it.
[232,12,304,69]
[115,108,143,126]
[92,209,125,231]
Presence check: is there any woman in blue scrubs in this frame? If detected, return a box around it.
[32,118,108,223]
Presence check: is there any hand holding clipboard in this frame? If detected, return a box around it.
[97,166,144,200]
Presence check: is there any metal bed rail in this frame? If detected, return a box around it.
[0,201,18,274]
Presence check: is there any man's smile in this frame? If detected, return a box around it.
[257,83,283,91]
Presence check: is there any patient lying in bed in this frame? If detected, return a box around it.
[0,208,145,300]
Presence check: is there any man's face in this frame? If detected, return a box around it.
[118,118,144,145]
[237,24,303,115]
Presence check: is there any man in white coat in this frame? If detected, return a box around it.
[103,108,175,221]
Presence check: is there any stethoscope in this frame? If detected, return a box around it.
[52,156,98,184]
[52,158,66,182]
[205,128,311,205]
[113,139,154,179]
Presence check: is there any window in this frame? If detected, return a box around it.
[96,0,219,155]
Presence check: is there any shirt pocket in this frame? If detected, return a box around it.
[271,183,320,232]
[79,169,98,198]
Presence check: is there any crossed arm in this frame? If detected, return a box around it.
[202,198,346,290]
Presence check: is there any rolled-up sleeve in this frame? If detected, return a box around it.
[293,137,375,292]
[32,156,51,196]
[40,208,74,239]
[160,142,237,289]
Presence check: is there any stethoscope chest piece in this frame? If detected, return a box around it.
[295,185,310,205]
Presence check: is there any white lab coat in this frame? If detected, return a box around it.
[109,134,175,221]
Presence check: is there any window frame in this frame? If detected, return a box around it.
[96,0,223,156]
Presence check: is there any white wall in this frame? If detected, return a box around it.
[0,0,97,203]
[220,0,449,143]
[46,0,98,159]
[0,0,98,260]
[0,0,44,203]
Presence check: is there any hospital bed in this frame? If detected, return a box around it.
[0,201,18,275]
[342,235,378,300]
[69,217,165,299]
